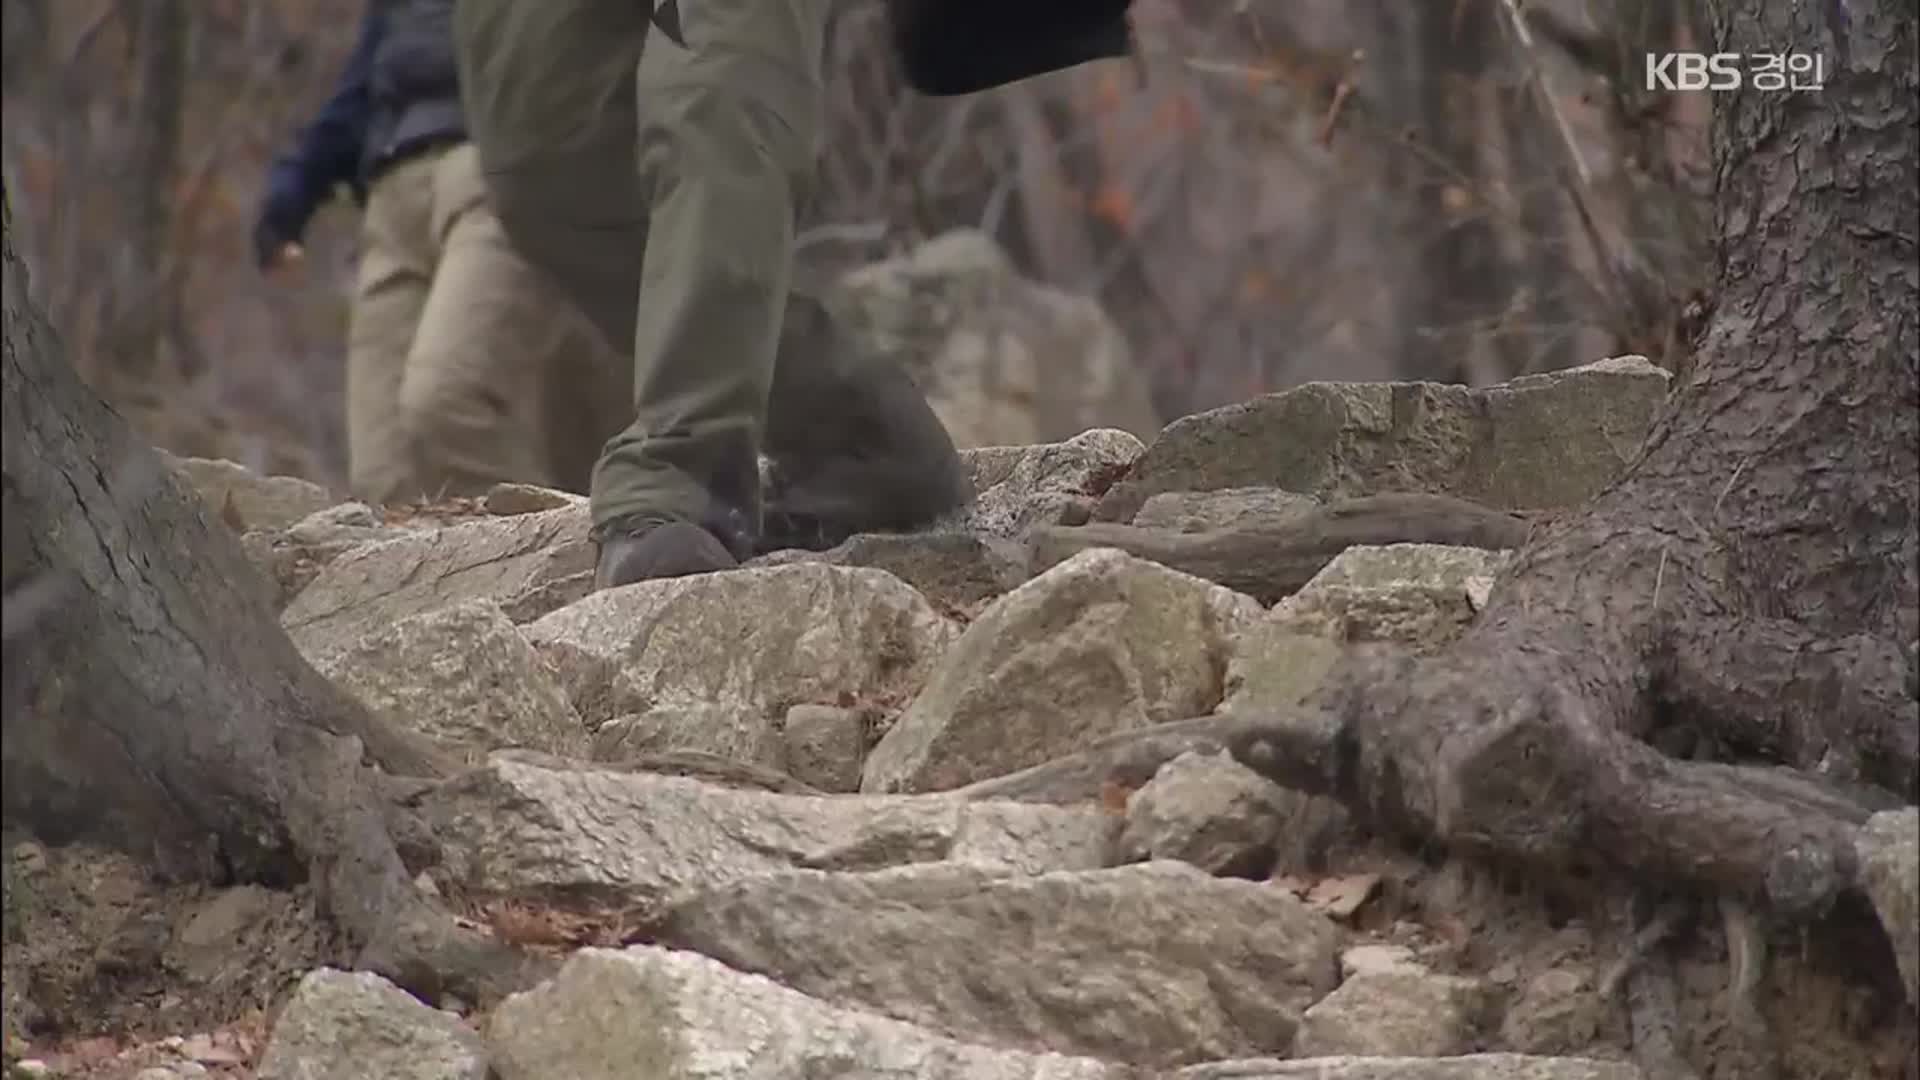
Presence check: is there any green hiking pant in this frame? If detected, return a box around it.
[455,0,845,538]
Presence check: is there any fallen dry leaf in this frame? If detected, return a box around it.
[1302,872,1383,920]
[1269,874,1312,898]
[480,899,637,949]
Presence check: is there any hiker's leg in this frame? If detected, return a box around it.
[344,155,437,504]
[397,143,566,495]
[586,0,834,545]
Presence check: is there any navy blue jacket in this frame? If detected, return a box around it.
[257,1,465,247]
[258,9,384,243]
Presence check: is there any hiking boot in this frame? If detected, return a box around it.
[592,514,742,590]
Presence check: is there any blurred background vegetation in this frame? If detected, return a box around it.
[1,0,1713,491]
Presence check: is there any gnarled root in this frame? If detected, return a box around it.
[1717,897,1782,1080]
[1028,493,1534,603]
[1246,618,1902,919]
[1625,938,1702,1080]
[1064,612,1906,925]
[280,725,556,1007]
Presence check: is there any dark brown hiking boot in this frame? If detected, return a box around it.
[592,514,742,591]
[760,294,974,555]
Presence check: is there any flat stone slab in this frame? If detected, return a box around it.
[1097,356,1670,521]
[421,759,1117,921]
[654,861,1342,1066]
[487,946,1123,1080]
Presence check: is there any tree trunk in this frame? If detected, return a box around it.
[110,0,191,378]
[0,188,546,1005]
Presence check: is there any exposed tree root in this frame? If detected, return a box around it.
[1027,492,1533,603]
[1267,633,1892,917]
[1605,896,1782,1080]
[2,200,551,1008]
[1626,940,1702,1080]
[283,727,560,1005]
[964,617,1903,923]
[1718,897,1782,1080]
[1598,894,1692,1002]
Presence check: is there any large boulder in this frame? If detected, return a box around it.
[954,428,1148,540]
[241,503,416,609]
[523,563,959,769]
[165,454,336,532]
[829,228,1160,449]
[1276,543,1509,639]
[281,505,594,664]
[1131,487,1321,532]
[653,860,1341,1066]
[1096,355,1671,521]
[486,946,1121,1080]
[780,703,870,792]
[863,549,1262,794]
[311,600,587,761]
[587,707,790,774]
[1117,750,1290,877]
[1292,966,1490,1058]
[748,530,1030,612]
[1221,543,1511,715]
[420,759,1116,921]
[256,969,486,1080]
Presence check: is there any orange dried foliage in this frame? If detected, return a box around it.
[1088,184,1137,229]
[1149,95,1202,137]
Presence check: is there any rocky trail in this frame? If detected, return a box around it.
[4,358,1915,1080]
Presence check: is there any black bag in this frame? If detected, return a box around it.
[888,0,1135,96]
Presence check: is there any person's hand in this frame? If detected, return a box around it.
[252,217,307,276]
[261,237,306,275]
[252,172,312,275]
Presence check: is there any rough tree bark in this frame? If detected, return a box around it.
[111,0,191,378]
[0,189,548,1005]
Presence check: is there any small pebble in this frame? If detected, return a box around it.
[483,482,579,515]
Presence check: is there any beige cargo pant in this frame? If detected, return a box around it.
[345,140,627,504]
[455,0,834,537]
